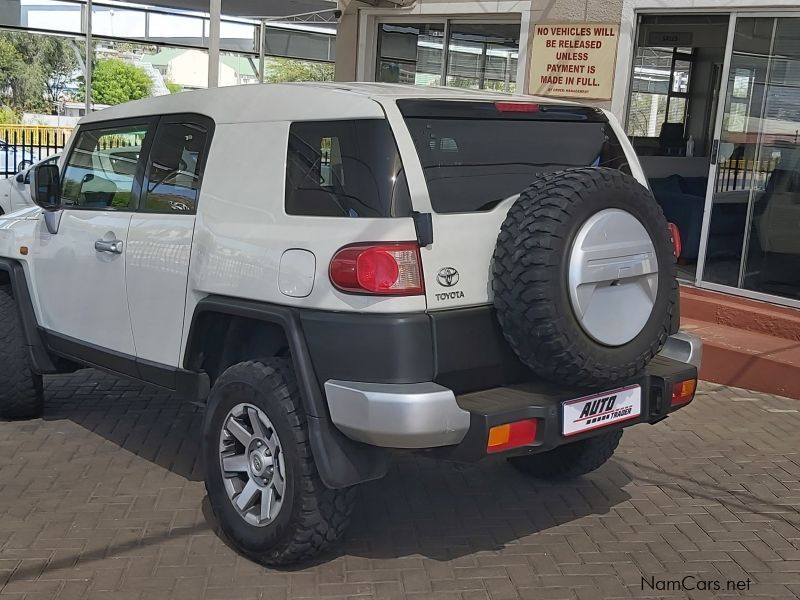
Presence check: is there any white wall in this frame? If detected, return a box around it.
[167,50,237,89]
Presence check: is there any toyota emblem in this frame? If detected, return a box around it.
[436,267,459,287]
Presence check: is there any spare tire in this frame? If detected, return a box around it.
[492,167,677,387]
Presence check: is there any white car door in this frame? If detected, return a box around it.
[30,119,155,361]
[6,172,29,213]
[126,115,212,371]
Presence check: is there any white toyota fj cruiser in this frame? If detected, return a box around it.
[0,83,701,565]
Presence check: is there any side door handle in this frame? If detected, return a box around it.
[95,239,123,254]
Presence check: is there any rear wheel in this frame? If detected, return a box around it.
[508,430,623,481]
[0,285,44,419]
[203,358,356,565]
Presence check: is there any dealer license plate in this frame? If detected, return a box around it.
[562,385,641,437]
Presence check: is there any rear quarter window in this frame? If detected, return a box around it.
[285,119,411,218]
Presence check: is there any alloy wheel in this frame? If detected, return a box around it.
[218,402,286,527]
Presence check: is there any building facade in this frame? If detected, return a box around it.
[336,0,800,310]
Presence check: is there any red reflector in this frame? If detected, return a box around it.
[671,378,697,407]
[667,222,682,258]
[487,419,538,453]
[329,242,424,296]
[495,102,539,113]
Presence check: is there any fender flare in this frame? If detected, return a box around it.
[185,295,389,489]
[0,258,58,374]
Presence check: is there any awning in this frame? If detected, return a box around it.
[133,0,338,19]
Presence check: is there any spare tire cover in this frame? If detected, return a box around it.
[492,167,677,387]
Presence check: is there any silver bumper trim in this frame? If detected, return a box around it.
[659,331,703,369]
[326,332,701,449]
[323,380,470,448]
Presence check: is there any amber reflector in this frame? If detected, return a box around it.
[487,419,538,453]
[671,379,697,407]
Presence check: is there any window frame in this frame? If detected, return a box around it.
[58,116,158,213]
[374,18,521,90]
[57,113,215,215]
[138,113,215,215]
[625,46,694,139]
[283,118,411,219]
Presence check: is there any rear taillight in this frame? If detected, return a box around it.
[671,378,697,407]
[667,222,682,258]
[329,242,424,295]
[495,101,540,113]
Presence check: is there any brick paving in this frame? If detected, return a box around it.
[0,372,799,599]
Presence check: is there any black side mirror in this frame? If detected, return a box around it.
[15,171,25,183]
[31,164,61,211]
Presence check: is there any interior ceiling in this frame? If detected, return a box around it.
[137,0,338,18]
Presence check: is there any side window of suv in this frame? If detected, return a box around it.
[141,118,211,213]
[61,124,148,209]
[285,119,411,218]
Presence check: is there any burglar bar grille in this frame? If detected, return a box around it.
[1,127,71,178]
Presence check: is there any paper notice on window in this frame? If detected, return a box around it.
[528,23,620,100]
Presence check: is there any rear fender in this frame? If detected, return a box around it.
[185,296,390,489]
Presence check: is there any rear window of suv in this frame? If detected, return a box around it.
[398,100,632,214]
[285,119,411,218]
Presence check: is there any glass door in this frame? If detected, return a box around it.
[700,15,800,304]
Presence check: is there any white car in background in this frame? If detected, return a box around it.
[0,154,60,215]
[0,139,34,176]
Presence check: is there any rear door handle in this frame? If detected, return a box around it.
[95,239,123,254]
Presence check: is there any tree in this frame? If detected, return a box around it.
[0,105,20,124]
[265,58,334,83]
[0,32,81,111]
[89,59,152,105]
[0,33,46,110]
[39,37,81,103]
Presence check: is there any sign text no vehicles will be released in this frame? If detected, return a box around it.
[529,23,620,101]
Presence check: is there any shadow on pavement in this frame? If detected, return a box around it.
[43,369,204,481]
[341,453,632,562]
[40,368,633,563]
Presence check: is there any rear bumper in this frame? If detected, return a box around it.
[659,331,702,369]
[324,332,701,455]
[323,380,469,448]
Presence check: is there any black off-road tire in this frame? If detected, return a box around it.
[493,167,677,388]
[203,358,356,566]
[508,430,623,481]
[0,285,44,419]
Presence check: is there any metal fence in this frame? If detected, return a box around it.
[1,126,72,178]
[715,158,779,193]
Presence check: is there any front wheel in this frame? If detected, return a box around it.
[0,285,44,419]
[203,358,356,565]
[508,429,623,481]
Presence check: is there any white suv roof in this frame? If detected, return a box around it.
[79,81,579,126]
